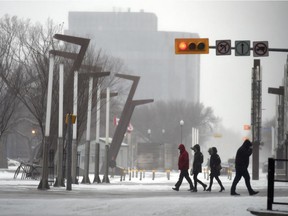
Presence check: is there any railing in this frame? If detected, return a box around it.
[267,157,288,210]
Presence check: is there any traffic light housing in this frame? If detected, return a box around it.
[175,38,209,54]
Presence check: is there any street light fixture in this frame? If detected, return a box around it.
[147,129,151,142]
[162,129,165,141]
[180,120,184,144]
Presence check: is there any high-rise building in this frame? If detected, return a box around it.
[66,11,200,103]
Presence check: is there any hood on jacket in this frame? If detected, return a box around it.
[178,144,185,151]
[191,144,200,152]
[242,139,252,149]
[211,147,218,154]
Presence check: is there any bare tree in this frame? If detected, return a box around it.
[0,15,25,167]
[132,100,219,145]
[0,15,130,167]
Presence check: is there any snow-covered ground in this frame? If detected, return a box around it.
[0,164,287,216]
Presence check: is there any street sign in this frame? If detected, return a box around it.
[235,40,251,56]
[253,41,269,57]
[216,40,231,55]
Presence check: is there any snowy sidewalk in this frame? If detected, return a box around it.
[0,168,287,216]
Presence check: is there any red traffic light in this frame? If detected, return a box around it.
[175,38,209,54]
[178,41,188,51]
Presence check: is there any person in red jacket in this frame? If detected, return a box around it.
[172,144,194,191]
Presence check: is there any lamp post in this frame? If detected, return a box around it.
[180,120,184,144]
[161,129,165,169]
[162,129,165,142]
[147,129,151,142]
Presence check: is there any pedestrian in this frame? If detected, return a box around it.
[190,144,207,192]
[206,147,225,192]
[172,144,194,191]
[230,139,259,196]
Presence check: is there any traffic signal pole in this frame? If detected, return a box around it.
[176,39,288,181]
[251,60,262,180]
[209,46,288,53]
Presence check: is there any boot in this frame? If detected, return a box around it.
[249,191,259,196]
[191,188,197,192]
[203,184,207,191]
[172,187,179,191]
[231,192,240,196]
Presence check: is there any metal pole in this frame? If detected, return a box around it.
[252,60,261,180]
[181,126,182,144]
[93,85,101,183]
[82,77,93,184]
[271,127,275,157]
[180,120,184,144]
[267,158,275,210]
[38,55,54,190]
[55,64,64,187]
[72,71,78,184]
[103,88,110,183]
[66,114,73,191]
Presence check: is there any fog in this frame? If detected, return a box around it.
[1,0,287,133]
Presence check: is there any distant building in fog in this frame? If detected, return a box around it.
[65,11,200,103]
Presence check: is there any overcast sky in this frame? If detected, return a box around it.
[1,0,288,133]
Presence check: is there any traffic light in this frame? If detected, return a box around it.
[175,38,209,54]
[243,125,251,130]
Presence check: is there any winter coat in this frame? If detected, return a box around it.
[193,151,203,174]
[235,139,253,169]
[178,144,190,170]
[210,153,222,177]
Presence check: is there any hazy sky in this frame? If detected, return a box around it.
[1,0,288,133]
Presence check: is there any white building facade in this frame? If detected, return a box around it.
[65,11,200,103]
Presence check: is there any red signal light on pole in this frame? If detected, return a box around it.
[175,38,209,54]
[178,41,188,51]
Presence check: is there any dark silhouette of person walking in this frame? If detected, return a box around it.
[190,144,207,192]
[230,139,259,196]
[206,147,225,192]
[172,144,194,191]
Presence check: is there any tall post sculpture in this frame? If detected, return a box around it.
[54,64,65,187]
[38,34,90,190]
[38,55,55,190]
[108,74,153,174]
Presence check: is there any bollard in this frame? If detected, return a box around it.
[166,169,170,180]
[143,170,145,178]
[206,169,210,180]
[228,168,232,180]
[152,170,155,180]
[129,169,132,181]
[123,170,126,181]
[120,169,126,182]
[136,169,138,178]
[132,169,134,178]
[139,170,142,181]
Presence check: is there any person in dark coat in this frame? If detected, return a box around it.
[230,139,259,196]
[206,147,225,192]
[190,144,207,192]
[172,144,194,191]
